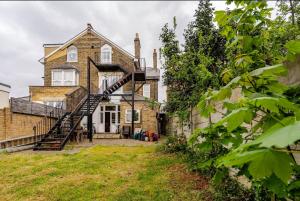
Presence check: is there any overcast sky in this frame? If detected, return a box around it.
[0,1,276,102]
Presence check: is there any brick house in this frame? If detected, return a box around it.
[29,23,160,141]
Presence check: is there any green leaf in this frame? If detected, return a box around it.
[253,120,300,148]
[249,64,286,77]
[212,169,228,185]
[218,149,293,184]
[196,141,213,152]
[197,159,213,169]
[215,107,253,132]
[285,40,300,61]
[248,150,292,183]
[211,87,232,102]
[250,96,296,114]
[264,175,288,198]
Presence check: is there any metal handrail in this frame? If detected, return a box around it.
[33,102,65,146]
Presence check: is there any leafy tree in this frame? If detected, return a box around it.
[276,0,300,26]
[160,1,225,121]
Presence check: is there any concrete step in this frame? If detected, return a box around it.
[93,133,121,139]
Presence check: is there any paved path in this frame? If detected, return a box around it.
[75,138,161,147]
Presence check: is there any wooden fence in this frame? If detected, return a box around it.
[10,98,64,118]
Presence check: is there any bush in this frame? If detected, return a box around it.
[160,135,188,153]
[212,177,255,201]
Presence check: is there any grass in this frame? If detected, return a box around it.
[0,144,207,201]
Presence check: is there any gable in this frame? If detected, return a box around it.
[40,27,134,63]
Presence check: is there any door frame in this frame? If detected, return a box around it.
[104,112,110,133]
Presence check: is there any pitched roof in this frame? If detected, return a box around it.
[39,25,134,63]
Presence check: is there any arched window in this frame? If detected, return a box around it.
[67,45,78,62]
[101,44,112,64]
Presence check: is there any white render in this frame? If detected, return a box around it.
[0,83,10,109]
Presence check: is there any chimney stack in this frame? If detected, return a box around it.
[134,33,141,59]
[153,49,157,70]
[87,23,93,33]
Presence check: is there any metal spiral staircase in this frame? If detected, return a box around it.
[33,57,145,151]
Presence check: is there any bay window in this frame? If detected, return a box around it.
[51,69,78,86]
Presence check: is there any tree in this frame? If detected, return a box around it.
[160,1,226,117]
[276,0,300,26]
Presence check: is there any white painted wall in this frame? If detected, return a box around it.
[0,83,10,109]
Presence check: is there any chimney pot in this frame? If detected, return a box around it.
[87,23,93,30]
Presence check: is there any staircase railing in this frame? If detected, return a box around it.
[66,86,87,112]
[33,102,65,146]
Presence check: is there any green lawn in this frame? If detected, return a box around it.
[0,145,207,201]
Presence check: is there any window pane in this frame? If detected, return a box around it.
[112,113,116,124]
[106,106,116,111]
[126,111,131,122]
[125,109,140,123]
[64,81,73,86]
[52,81,62,86]
[53,71,62,81]
[101,45,112,64]
[67,46,77,62]
[100,112,103,123]
[143,84,150,98]
[118,112,120,123]
[64,70,74,81]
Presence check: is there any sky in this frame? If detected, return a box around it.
[0,1,276,102]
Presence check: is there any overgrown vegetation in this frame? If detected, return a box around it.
[160,0,300,200]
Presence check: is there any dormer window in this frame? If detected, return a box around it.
[67,45,78,62]
[101,44,112,64]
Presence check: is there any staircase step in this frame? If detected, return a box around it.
[93,133,121,139]
[33,146,61,151]
[38,141,62,145]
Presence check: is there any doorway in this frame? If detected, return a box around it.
[105,112,110,132]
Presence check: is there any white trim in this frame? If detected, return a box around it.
[143,84,150,98]
[101,44,112,64]
[125,109,141,123]
[43,44,63,48]
[51,69,78,86]
[67,45,78,62]
[40,27,134,63]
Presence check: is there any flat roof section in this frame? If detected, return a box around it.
[0,83,11,88]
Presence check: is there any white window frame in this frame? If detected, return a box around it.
[44,101,64,108]
[67,45,78,62]
[101,44,112,64]
[51,69,78,86]
[125,109,140,123]
[143,84,151,98]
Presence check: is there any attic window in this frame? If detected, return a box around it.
[67,45,78,62]
[101,44,112,64]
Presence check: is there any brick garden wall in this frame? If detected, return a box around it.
[0,108,46,141]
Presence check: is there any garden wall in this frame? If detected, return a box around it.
[0,108,46,141]
[167,56,300,138]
